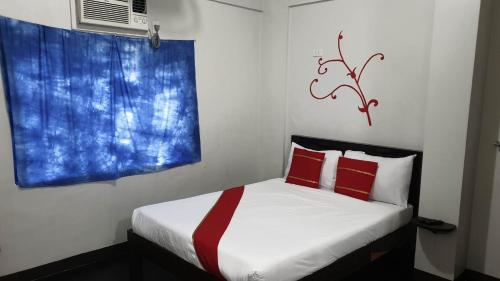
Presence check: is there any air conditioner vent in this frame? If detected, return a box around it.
[77,0,148,31]
[83,0,129,24]
[132,0,147,14]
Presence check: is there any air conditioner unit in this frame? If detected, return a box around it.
[78,0,148,31]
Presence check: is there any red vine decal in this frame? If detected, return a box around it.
[309,32,384,126]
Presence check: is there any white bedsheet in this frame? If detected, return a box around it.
[132,178,413,281]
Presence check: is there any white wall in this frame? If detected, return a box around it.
[415,0,482,279]
[467,2,500,278]
[0,0,264,276]
[286,0,435,151]
[208,0,262,12]
[259,0,289,179]
[455,0,492,277]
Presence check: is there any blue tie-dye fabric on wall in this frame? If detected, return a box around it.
[0,16,201,188]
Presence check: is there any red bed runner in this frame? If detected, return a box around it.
[192,186,245,280]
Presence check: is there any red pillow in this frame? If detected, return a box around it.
[286,148,325,188]
[334,157,378,201]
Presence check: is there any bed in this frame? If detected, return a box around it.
[127,135,423,281]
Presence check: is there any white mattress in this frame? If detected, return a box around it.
[132,178,413,281]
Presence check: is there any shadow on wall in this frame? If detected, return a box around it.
[468,0,500,272]
[148,0,201,37]
[115,218,132,243]
[471,140,500,270]
[418,230,457,278]
[468,80,500,271]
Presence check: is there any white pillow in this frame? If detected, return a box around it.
[285,142,343,190]
[345,150,365,155]
[344,151,415,207]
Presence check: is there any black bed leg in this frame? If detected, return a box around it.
[129,251,143,281]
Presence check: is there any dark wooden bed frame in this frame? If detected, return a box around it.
[127,135,423,281]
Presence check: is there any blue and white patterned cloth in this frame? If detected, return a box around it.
[0,16,201,188]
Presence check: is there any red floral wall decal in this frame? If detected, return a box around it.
[309,32,385,126]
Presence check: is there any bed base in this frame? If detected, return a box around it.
[128,222,416,281]
[128,135,422,281]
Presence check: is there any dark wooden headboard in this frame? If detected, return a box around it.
[291,135,423,217]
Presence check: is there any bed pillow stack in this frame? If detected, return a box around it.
[284,142,343,189]
[344,151,416,207]
[284,142,416,207]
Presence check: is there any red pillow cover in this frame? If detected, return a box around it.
[285,148,325,188]
[334,157,378,201]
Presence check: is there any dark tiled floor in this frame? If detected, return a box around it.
[41,259,176,281]
[40,258,426,281]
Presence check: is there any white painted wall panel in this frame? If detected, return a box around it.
[415,0,481,279]
[286,0,434,151]
[211,0,263,11]
[259,0,289,179]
